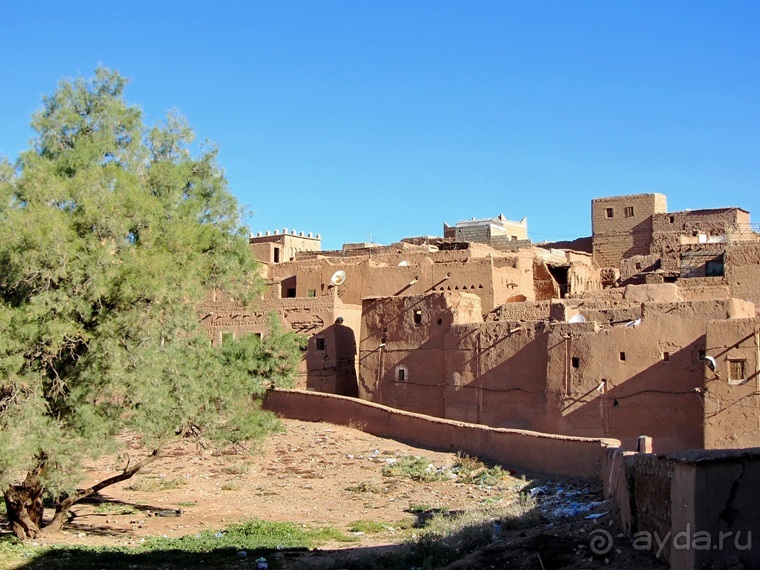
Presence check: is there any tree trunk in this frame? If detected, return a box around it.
[4,469,45,539]
[46,448,162,532]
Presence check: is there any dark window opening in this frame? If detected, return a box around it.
[398,368,406,382]
[613,399,620,408]
[669,215,675,223]
[605,208,614,219]
[571,357,580,368]
[698,350,706,361]
[437,318,443,325]
[286,288,296,298]
[619,352,626,362]
[624,206,634,218]
[315,338,326,351]
[413,310,422,325]
[273,247,280,263]
[706,259,725,277]
[662,352,670,362]
[635,262,642,270]
[548,265,569,298]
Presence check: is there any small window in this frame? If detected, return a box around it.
[729,359,746,382]
[571,357,580,368]
[273,247,280,263]
[413,310,422,325]
[307,289,316,298]
[605,208,614,219]
[286,288,296,298]
[635,262,642,270]
[395,365,408,382]
[624,206,634,218]
[398,368,406,381]
[698,350,706,361]
[662,352,670,362]
[619,352,626,362]
[669,215,675,223]
[511,235,518,241]
[315,337,326,351]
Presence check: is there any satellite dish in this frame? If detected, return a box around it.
[398,260,409,267]
[704,355,717,372]
[568,314,587,323]
[330,270,347,286]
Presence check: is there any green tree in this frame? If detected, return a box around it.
[0,68,302,539]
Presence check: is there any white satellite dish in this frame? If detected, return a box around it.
[398,260,409,267]
[330,270,347,286]
[568,314,587,323]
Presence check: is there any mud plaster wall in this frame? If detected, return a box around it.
[592,194,666,268]
[704,317,760,449]
[545,300,754,452]
[359,291,752,453]
[358,292,483,417]
[632,454,676,559]
[628,449,760,569]
[267,249,530,313]
[263,389,621,479]
[651,209,747,262]
[198,294,362,393]
[725,242,760,308]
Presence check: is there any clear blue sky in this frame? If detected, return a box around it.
[1,2,758,250]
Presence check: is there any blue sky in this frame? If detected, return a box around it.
[1,2,758,250]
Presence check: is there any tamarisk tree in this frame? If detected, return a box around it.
[0,68,303,539]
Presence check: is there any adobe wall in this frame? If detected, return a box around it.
[359,289,753,453]
[198,293,362,394]
[267,246,546,313]
[545,299,753,452]
[358,292,483,417]
[725,242,760,307]
[624,449,760,569]
[651,208,746,256]
[591,193,666,268]
[263,389,621,478]
[704,316,760,449]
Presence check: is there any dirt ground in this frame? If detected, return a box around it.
[3,418,666,569]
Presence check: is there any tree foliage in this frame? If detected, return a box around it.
[0,68,302,538]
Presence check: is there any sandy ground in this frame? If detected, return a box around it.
[21,419,525,548]
[3,418,666,569]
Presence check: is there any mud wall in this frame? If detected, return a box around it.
[610,449,760,569]
[198,294,362,394]
[725,242,760,308]
[592,193,666,268]
[263,389,620,478]
[704,316,760,449]
[359,290,751,453]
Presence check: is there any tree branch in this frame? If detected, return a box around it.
[45,448,163,532]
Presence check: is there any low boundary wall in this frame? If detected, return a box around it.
[263,389,620,478]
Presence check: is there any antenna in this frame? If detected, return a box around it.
[330,270,347,286]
